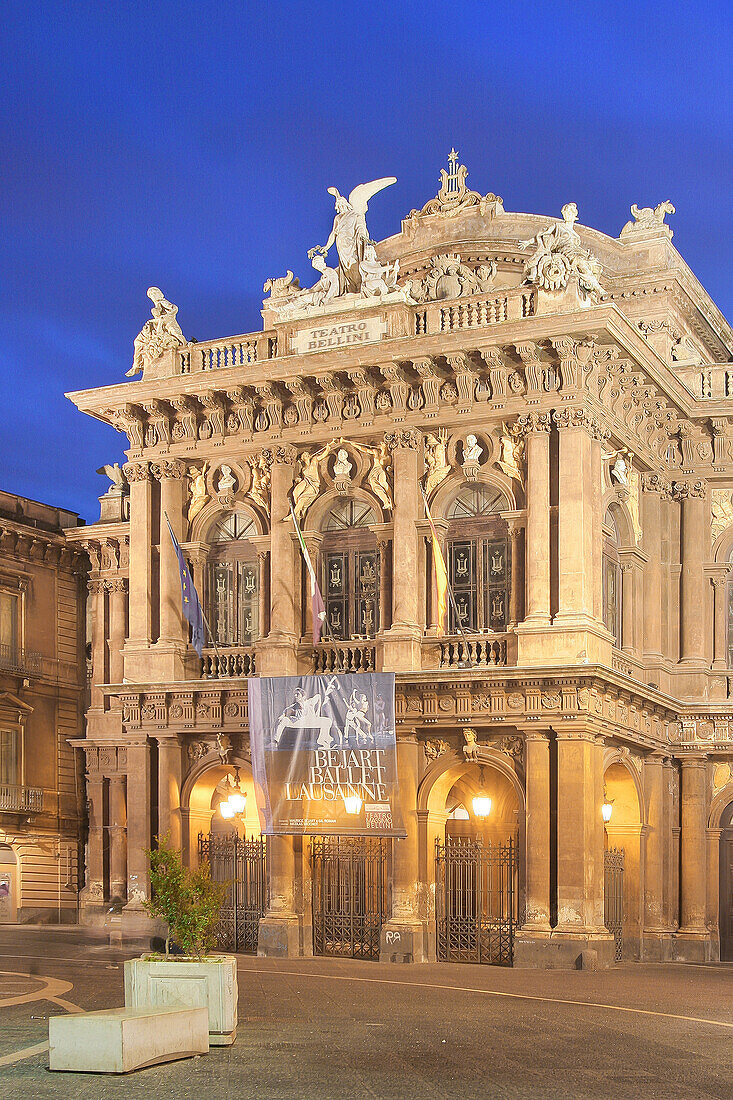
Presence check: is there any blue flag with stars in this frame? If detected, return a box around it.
[165,514,206,656]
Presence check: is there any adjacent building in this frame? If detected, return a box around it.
[65,156,733,966]
[0,490,87,923]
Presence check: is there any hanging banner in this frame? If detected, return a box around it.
[248,672,405,837]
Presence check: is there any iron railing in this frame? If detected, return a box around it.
[435,837,517,966]
[0,644,41,676]
[0,784,44,813]
[198,832,268,954]
[604,847,624,962]
[311,835,390,961]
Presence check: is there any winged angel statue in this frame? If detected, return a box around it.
[264,177,404,316]
[319,177,396,294]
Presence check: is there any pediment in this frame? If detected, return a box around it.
[0,691,34,718]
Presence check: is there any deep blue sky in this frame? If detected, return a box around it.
[2,1,731,521]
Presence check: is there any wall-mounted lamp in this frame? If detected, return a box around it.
[602,787,614,824]
[219,766,247,820]
[472,765,492,819]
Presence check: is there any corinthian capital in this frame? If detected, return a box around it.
[516,412,551,435]
[150,458,187,481]
[385,427,422,452]
[672,479,706,500]
[641,471,673,497]
[122,461,151,483]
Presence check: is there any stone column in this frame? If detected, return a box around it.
[712,573,730,670]
[377,539,391,633]
[258,834,299,957]
[380,734,425,962]
[678,754,712,960]
[88,579,106,711]
[81,767,105,909]
[108,773,127,903]
[641,477,664,661]
[383,429,422,670]
[642,753,670,958]
[508,525,524,627]
[153,460,188,646]
[677,481,706,665]
[519,731,551,932]
[107,579,127,684]
[123,741,151,920]
[519,413,551,624]
[257,550,269,639]
[123,462,154,651]
[707,827,722,961]
[551,727,613,966]
[260,445,298,676]
[157,738,182,850]
[620,563,635,653]
[554,409,594,621]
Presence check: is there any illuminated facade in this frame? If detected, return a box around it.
[66,158,733,966]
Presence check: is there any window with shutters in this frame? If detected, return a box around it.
[207,511,260,645]
[321,499,379,640]
[446,485,511,633]
[0,729,19,785]
[0,590,20,661]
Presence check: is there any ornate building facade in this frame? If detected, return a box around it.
[0,490,87,922]
[66,157,733,966]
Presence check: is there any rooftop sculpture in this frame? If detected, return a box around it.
[126,287,187,378]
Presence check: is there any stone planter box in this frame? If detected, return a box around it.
[124,955,238,1046]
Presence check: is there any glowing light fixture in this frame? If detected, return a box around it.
[219,799,235,819]
[602,787,614,824]
[343,793,363,815]
[228,767,247,815]
[472,765,492,818]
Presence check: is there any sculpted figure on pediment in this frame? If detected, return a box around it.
[519,203,606,303]
[620,201,675,238]
[126,287,187,378]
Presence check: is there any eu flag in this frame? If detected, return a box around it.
[165,515,206,656]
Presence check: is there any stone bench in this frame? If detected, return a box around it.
[48,1005,209,1074]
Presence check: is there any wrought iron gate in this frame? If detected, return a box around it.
[436,837,517,966]
[604,847,624,962]
[198,832,268,954]
[311,836,390,960]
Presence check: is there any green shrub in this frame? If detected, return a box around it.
[144,835,227,959]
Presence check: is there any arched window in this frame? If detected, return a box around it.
[446,484,510,633]
[207,510,260,646]
[602,508,621,645]
[321,499,379,640]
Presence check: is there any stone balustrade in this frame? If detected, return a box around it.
[437,633,510,669]
[677,363,733,400]
[312,641,377,674]
[201,647,256,679]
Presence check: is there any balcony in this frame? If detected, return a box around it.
[437,633,511,669]
[201,647,256,679]
[0,784,44,814]
[0,644,41,677]
[312,641,376,674]
[677,364,733,400]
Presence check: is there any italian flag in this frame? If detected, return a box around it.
[290,502,327,644]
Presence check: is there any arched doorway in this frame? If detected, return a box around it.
[719,801,733,961]
[0,847,18,923]
[421,751,524,966]
[603,759,643,960]
[184,759,267,954]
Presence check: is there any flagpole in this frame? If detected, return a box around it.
[420,484,474,669]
